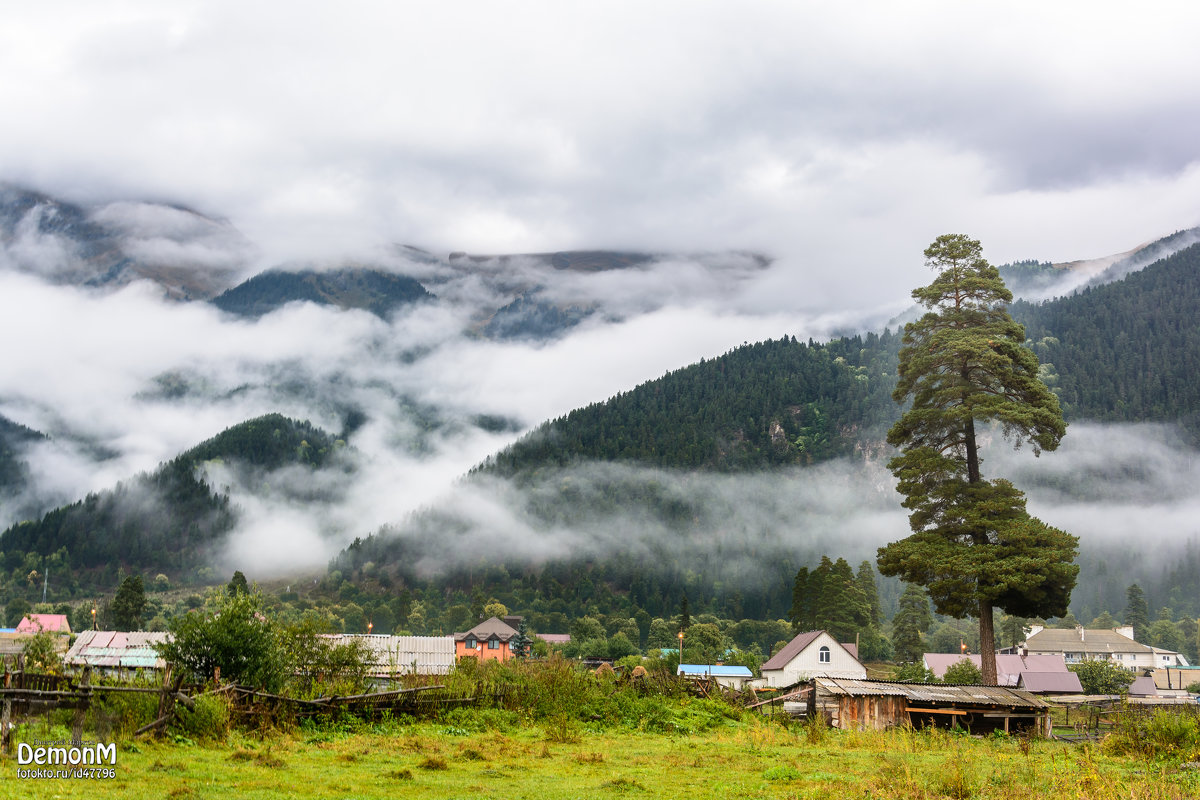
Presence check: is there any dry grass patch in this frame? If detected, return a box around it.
[418,754,449,771]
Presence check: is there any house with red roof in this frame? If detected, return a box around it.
[16,613,71,635]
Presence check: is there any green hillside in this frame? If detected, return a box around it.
[482,331,901,475]
[212,267,433,318]
[1013,240,1200,435]
[0,414,338,591]
[0,415,43,495]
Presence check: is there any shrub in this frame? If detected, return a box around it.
[156,592,373,695]
[21,629,64,673]
[173,694,232,742]
[90,681,160,740]
[1104,707,1200,761]
[892,662,937,682]
[942,658,982,685]
[1068,659,1135,695]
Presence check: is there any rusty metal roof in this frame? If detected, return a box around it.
[815,677,1049,708]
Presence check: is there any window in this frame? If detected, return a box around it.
[465,637,476,650]
[489,638,500,650]
[819,646,830,664]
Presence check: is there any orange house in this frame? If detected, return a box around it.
[453,617,520,663]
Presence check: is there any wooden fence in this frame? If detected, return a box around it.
[0,656,468,752]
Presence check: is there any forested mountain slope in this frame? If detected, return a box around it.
[211,267,433,318]
[1013,241,1200,435]
[0,414,339,589]
[482,331,901,475]
[0,415,43,496]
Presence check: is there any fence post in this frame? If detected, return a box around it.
[2,668,11,755]
[72,665,92,746]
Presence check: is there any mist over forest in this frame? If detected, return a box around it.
[1,185,1199,641]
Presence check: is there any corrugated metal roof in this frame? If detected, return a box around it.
[323,634,456,675]
[65,630,169,670]
[678,664,753,678]
[1017,671,1084,693]
[815,677,1049,708]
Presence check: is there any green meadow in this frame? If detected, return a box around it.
[4,713,1198,800]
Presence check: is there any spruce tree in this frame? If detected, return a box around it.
[878,234,1078,685]
[111,575,146,631]
[677,594,691,632]
[1123,584,1149,641]
[789,567,810,634]
[856,561,883,629]
[891,584,933,663]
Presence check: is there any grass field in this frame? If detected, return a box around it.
[4,712,1198,800]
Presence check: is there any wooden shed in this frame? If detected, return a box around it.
[812,677,1052,737]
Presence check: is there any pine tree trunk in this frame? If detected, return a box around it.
[964,415,998,684]
[979,602,998,685]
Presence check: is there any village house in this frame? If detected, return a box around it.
[64,630,169,674]
[1020,625,1189,670]
[760,630,866,688]
[677,664,754,689]
[0,613,73,658]
[923,652,1083,694]
[453,616,523,663]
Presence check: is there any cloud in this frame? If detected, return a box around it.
[2,3,1199,311]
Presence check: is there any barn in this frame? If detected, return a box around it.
[811,677,1052,736]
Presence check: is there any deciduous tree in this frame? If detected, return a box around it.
[878,234,1077,685]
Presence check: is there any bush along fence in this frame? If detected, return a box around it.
[0,659,475,748]
[0,656,200,752]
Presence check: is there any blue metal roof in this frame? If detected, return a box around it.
[678,664,753,678]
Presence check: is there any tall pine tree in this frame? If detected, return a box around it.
[878,234,1078,685]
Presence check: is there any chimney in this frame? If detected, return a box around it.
[1076,625,1085,642]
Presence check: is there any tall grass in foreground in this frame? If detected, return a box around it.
[1104,706,1200,762]
[433,655,736,734]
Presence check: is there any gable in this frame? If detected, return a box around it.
[762,630,860,672]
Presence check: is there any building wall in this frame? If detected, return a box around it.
[834,695,907,731]
[455,639,511,663]
[1026,648,1156,671]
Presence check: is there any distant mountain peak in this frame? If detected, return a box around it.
[0,183,251,300]
[211,265,434,319]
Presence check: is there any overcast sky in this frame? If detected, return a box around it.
[4,2,1200,312]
